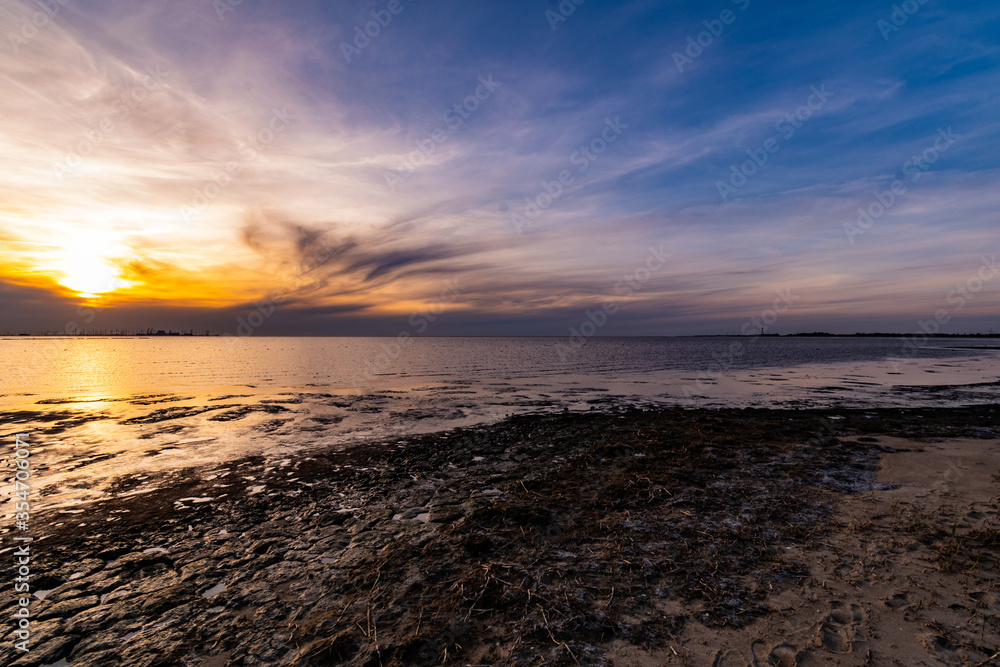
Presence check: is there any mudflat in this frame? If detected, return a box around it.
[3,406,998,666]
[626,434,1000,666]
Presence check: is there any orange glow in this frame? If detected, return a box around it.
[42,229,134,296]
[57,257,130,295]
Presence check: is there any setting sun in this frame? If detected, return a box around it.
[57,256,130,295]
[47,231,135,296]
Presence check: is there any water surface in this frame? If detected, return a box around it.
[2,336,998,514]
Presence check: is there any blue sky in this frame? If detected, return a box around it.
[1,0,998,335]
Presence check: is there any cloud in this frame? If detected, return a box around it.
[0,0,998,335]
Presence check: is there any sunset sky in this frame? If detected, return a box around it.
[1,0,998,335]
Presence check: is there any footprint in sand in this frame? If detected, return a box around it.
[969,590,997,609]
[711,649,752,667]
[883,591,924,622]
[820,601,867,654]
[744,639,807,667]
[918,633,966,665]
[765,644,801,667]
[749,641,801,667]
[883,592,910,608]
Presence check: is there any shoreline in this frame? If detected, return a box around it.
[4,351,1000,516]
[3,405,999,666]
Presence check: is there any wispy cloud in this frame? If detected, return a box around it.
[1,0,998,334]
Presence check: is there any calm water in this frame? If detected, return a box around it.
[3,335,998,394]
[1,336,998,514]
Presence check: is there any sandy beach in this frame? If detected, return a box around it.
[622,434,1000,666]
[2,406,998,666]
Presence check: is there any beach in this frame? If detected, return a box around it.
[3,405,998,666]
[4,0,1000,663]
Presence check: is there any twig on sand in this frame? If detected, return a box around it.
[541,609,580,665]
[973,651,999,667]
[333,599,351,626]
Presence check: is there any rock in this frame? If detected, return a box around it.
[250,537,285,554]
[98,600,144,626]
[210,543,243,560]
[55,558,107,580]
[177,557,219,583]
[1,617,64,648]
[46,583,88,602]
[245,520,293,539]
[10,634,78,666]
[69,617,141,656]
[77,572,130,597]
[140,583,197,616]
[428,505,464,523]
[104,551,174,573]
[38,595,100,621]
[62,604,115,635]
[67,648,123,666]
[96,545,133,561]
[102,572,182,605]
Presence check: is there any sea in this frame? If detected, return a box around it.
[1,336,998,514]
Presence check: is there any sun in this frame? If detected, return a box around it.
[52,232,134,296]
[57,256,132,295]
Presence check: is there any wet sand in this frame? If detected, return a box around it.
[619,435,1000,666]
[4,353,1000,516]
[2,406,998,666]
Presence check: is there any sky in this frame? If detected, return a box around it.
[1,0,998,336]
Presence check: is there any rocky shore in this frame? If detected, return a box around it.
[3,405,999,666]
